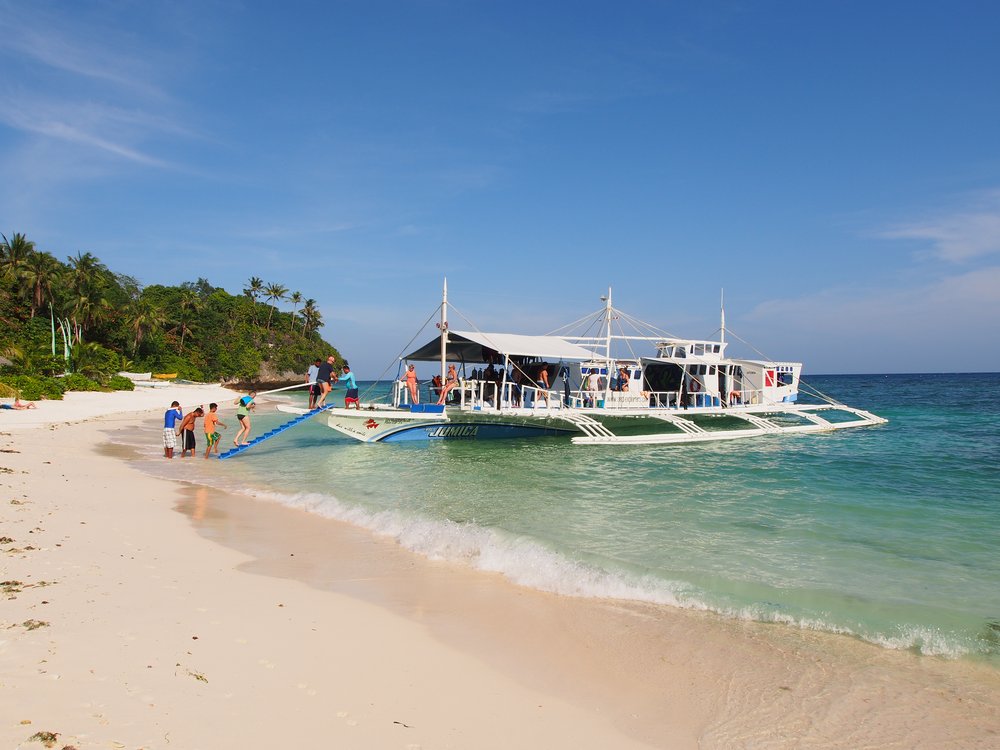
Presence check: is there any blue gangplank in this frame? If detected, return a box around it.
[217,405,332,460]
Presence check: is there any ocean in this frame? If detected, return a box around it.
[132,372,1000,666]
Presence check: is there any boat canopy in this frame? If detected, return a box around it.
[404,330,597,363]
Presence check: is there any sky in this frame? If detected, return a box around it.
[1,0,998,377]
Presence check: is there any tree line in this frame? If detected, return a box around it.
[1,232,341,392]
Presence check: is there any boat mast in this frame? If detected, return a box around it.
[720,288,726,344]
[604,286,613,359]
[440,278,448,384]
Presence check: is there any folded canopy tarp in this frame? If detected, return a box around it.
[404,330,597,363]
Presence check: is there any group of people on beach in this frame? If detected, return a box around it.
[162,392,256,459]
[305,356,359,410]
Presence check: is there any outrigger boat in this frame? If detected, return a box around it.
[322,282,887,445]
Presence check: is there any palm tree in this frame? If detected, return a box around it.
[125,297,168,354]
[19,250,64,317]
[263,282,287,331]
[243,276,264,324]
[174,289,202,351]
[300,298,321,334]
[1,232,36,306]
[287,290,303,330]
[65,252,110,335]
[0,232,35,280]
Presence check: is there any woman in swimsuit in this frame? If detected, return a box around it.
[436,364,458,405]
[402,364,419,404]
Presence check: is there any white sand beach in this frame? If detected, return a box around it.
[2,387,999,749]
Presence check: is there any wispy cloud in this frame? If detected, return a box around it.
[743,266,1000,371]
[0,2,191,170]
[0,101,174,168]
[877,190,1000,262]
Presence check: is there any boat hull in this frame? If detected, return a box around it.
[324,403,887,445]
[326,407,575,442]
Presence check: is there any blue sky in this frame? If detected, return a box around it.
[2,0,998,377]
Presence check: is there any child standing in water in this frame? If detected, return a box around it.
[203,402,227,458]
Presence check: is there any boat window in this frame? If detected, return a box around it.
[713,345,720,353]
[676,347,686,358]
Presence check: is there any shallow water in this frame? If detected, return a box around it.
[132,373,1000,664]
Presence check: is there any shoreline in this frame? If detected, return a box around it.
[3,391,999,748]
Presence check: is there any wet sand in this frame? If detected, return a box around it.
[2,393,998,748]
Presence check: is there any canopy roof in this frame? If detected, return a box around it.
[404,330,597,363]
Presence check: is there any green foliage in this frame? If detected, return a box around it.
[1,232,341,384]
[71,341,121,382]
[0,374,65,401]
[107,374,135,391]
[61,372,102,392]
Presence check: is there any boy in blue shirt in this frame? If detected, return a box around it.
[163,401,182,458]
[338,365,360,410]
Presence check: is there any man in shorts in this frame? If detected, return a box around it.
[176,407,204,458]
[306,358,321,409]
[315,356,335,408]
[163,400,182,459]
[338,364,360,409]
[203,402,227,458]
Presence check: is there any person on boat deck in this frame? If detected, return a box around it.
[483,363,498,405]
[509,367,523,407]
[339,365,360,410]
[401,364,419,404]
[617,367,630,392]
[436,364,458,405]
[315,356,335,408]
[306,358,321,409]
[536,364,550,406]
[585,370,601,407]
[431,374,443,399]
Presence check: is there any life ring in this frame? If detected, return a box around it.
[689,378,700,392]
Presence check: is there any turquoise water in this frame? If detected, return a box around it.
[150,373,1000,663]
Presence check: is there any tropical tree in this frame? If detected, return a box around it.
[287,290,303,330]
[70,341,120,382]
[125,297,168,354]
[0,232,35,280]
[243,276,264,324]
[263,282,287,331]
[300,298,321,333]
[173,289,202,351]
[63,252,111,335]
[19,250,64,317]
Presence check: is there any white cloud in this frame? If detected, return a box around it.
[878,190,1000,262]
[742,267,1000,372]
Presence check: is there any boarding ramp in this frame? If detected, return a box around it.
[218,404,332,460]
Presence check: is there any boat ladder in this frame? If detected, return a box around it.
[737,413,782,432]
[794,409,833,427]
[562,412,617,438]
[651,413,709,434]
[218,405,333,460]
